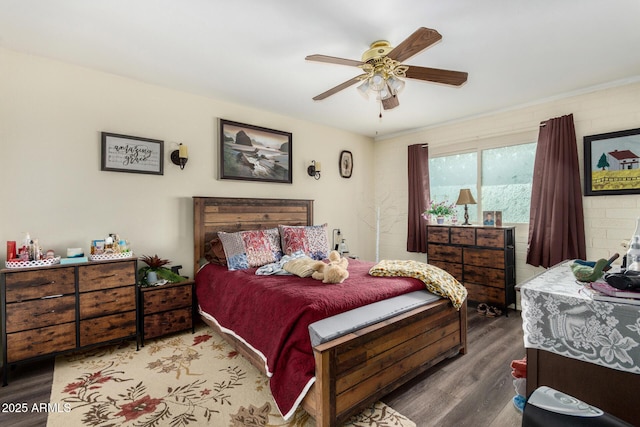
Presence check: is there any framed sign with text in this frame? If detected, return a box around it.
[101,132,164,175]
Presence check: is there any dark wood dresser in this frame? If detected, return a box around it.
[426,224,516,313]
[1,259,138,385]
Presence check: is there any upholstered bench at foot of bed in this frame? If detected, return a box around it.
[308,290,441,346]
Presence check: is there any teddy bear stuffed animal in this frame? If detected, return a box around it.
[311,250,349,284]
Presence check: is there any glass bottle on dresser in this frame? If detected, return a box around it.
[626,217,640,271]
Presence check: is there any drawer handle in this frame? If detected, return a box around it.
[41,294,63,299]
[34,309,56,317]
[97,273,119,280]
[30,280,56,287]
[106,299,119,303]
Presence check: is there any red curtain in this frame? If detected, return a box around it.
[527,114,586,268]
[407,144,430,252]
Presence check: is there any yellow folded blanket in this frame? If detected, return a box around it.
[369,259,467,310]
[283,256,317,277]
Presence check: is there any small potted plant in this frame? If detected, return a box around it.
[422,199,456,224]
[138,254,185,287]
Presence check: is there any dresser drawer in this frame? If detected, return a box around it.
[4,267,75,303]
[451,227,475,245]
[5,295,76,333]
[142,285,192,315]
[464,248,505,269]
[427,244,462,262]
[476,229,505,248]
[79,286,136,319]
[144,307,192,340]
[465,282,505,305]
[427,260,462,282]
[6,322,76,363]
[427,227,449,243]
[79,311,136,346]
[78,261,136,292]
[463,265,505,287]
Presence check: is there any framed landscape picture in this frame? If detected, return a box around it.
[584,127,640,196]
[219,119,292,183]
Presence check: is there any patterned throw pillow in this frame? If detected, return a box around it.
[279,224,329,260]
[218,228,283,270]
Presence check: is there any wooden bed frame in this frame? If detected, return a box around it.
[193,197,468,427]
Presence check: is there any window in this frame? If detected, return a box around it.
[481,143,536,223]
[429,152,478,223]
[429,142,535,224]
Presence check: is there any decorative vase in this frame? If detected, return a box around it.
[147,270,158,284]
[436,216,445,225]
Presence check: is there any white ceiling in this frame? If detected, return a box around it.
[2,0,640,139]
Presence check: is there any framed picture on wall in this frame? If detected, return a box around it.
[101,132,164,175]
[219,119,292,183]
[339,150,353,178]
[584,127,640,196]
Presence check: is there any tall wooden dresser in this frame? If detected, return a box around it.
[1,259,138,385]
[426,224,516,313]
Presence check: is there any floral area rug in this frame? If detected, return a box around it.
[47,325,415,427]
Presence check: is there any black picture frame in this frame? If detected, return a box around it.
[101,132,164,175]
[219,119,292,183]
[339,150,353,178]
[584,127,640,196]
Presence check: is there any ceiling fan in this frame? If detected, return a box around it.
[306,27,468,112]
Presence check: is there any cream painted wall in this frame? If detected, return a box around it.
[0,48,375,278]
[374,82,640,285]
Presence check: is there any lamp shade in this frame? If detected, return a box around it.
[456,188,476,205]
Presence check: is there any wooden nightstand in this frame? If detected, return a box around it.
[138,280,195,345]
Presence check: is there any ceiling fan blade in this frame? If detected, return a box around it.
[312,75,364,100]
[387,27,442,63]
[382,95,399,110]
[305,54,364,67]
[405,65,468,86]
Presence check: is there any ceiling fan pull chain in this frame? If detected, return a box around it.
[379,101,383,119]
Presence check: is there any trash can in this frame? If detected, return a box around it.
[522,386,633,427]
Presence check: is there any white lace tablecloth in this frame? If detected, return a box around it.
[520,262,640,374]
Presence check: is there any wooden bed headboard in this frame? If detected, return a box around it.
[192,197,314,273]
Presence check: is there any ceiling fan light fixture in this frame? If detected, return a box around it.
[387,75,405,95]
[356,80,370,99]
[376,84,392,101]
[306,27,468,112]
[370,73,386,91]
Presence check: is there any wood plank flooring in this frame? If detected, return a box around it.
[383,305,525,426]
[0,305,524,427]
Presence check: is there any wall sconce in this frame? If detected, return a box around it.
[171,143,188,170]
[307,160,321,180]
[455,188,477,225]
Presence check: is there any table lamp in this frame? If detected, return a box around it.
[456,188,477,225]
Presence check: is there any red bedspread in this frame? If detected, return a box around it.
[195,259,425,418]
